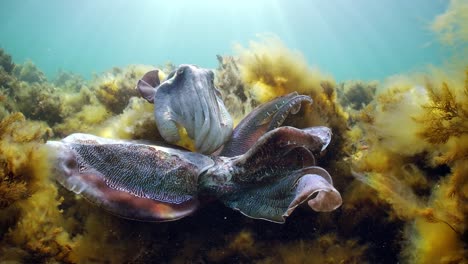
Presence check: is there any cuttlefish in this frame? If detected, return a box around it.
[47,64,342,223]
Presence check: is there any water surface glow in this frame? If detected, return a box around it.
[0,0,449,80]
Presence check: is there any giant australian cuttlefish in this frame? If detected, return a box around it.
[47,64,342,223]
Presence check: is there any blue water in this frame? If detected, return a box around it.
[0,0,449,81]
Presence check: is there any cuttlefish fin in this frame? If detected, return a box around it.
[220,92,312,157]
[47,133,213,222]
[202,126,341,223]
[137,69,160,103]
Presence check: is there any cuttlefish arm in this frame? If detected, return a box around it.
[136,69,160,103]
[201,126,342,223]
[47,133,214,222]
[220,92,312,157]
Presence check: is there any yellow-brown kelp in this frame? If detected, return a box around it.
[91,65,153,114]
[0,48,16,120]
[0,48,15,74]
[0,112,76,262]
[431,0,468,46]
[336,80,378,124]
[235,35,349,144]
[0,56,157,138]
[350,70,468,263]
[96,97,159,140]
[406,70,468,263]
[346,0,468,261]
[0,114,162,263]
[215,55,255,124]
[0,56,164,263]
[0,113,51,209]
[54,64,155,137]
[206,230,367,264]
[6,63,63,124]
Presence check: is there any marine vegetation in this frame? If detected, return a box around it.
[348,70,468,263]
[0,48,14,74]
[215,55,254,124]
[431,0,468,46]
[336,80,377,112]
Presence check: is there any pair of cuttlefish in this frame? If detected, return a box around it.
[47,64,342,223]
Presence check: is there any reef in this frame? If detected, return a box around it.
[0,1,467,261]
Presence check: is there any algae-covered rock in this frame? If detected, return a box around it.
[0,48,15,74]
[13,60,47,84]
[12,82,63,125]
[52,70,86,92]
[337,80,378,111]
[215,55,255,124]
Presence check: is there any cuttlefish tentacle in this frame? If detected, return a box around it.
[48,133,214,222]
[200,126,341,223]
[286,168,342,215]
[136,69,160,103]
[220,92,313,157]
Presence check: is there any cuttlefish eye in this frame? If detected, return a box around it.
[177,68,184,75]
[209,70,215,81]
[166,70,176,80]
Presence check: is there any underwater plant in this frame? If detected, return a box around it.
[417,76,468,145]
[0,48,15,74]
[347,69,468,263]
[13,60,47,84]
[95,97,159,140]
[92,65,153,114]
[52,70,86,92]
[336,80,378,111]
[0,58,66,125]
[206,230,367,264]
[215,55,255,124]
[235,36,350,161]
[0,113,76,262]
[431,0,468,46]
[0,113,166,263]
[0,113,51,209]
[13,81,63,125]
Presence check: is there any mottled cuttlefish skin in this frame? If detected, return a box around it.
[48,69,343,223]
[48,134,214,221]
[137,64,233,154]
[48,125,341,223]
